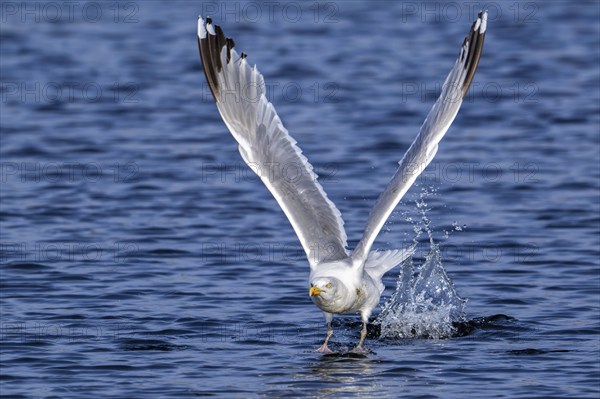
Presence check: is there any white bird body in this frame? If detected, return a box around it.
[310,259,373,315]
[196,11,488,353]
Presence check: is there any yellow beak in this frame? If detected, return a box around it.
[309,286,324,297]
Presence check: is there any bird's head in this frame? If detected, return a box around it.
[309,277,340,301]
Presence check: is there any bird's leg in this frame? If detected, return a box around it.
[315,321,333,353]
[352,319,369,354]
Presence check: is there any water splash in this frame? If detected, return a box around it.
[375,191,466,339]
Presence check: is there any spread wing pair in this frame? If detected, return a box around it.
[197,12,487,268]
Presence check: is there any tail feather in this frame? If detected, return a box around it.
[365,247,415,292]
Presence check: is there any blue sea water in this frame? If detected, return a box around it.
[1,1,599,398]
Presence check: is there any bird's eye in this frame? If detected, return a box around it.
[325,282,333,289]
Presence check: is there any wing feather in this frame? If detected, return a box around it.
[352,12,488,265]
[197,17,348,268]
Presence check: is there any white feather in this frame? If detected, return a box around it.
[197,16,206,39]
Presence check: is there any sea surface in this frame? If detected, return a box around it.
[1,1,599,398]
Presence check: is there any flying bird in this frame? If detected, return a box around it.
[197,12,487,353]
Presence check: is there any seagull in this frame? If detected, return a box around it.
[197,12,487,353]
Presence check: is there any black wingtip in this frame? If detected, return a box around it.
[198,17,222,102]
[198,17,248,102]
[226,38,235,64]
[460,12,487,98]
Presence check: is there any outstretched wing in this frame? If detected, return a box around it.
[197,17,348,268]
[352,12,488,265]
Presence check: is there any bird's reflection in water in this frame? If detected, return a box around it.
[304,352,383,398]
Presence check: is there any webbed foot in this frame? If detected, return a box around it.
[350,345,369,355]
[315,344,334,354]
